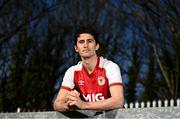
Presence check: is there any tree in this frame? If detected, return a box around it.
[140,47,159,102]
[130,0,180,99]
[126,41,141,103]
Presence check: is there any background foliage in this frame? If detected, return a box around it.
[0,0,179,112]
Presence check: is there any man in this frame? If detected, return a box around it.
[53,25,124,112]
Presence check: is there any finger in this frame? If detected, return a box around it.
[68,92,76,97]
[69,91,79,97]
[69,101,77,106]
[68,90,80,98]
[68,95,78,101]
[67,100,73,104]
[72,90,80,96]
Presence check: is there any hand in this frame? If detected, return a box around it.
[67,90,85,109]
[54,100,70,112]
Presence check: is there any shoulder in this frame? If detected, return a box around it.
[99,57,122,84]
[66,61,83,73]
[99,56,119,69]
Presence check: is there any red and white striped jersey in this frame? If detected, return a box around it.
[61,56,123,102]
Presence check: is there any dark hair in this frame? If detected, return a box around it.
[74,24,99,45]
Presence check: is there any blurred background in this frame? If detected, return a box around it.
[0,0,179,112]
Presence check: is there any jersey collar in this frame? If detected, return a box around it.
[82,56,100,76]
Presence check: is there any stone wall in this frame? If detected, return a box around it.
[0,107,180,118]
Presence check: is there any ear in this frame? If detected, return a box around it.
[74,45,78,52]
[96,44,99,51]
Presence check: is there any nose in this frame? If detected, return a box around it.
[83,41,88,47]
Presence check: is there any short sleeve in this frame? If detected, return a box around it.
[105,61,123,86]
[61,67,75,90]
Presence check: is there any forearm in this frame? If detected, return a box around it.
[82,97,124,111]
[53,100,69,112]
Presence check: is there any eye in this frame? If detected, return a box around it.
[78,40,85,43]
[87,39,94,43]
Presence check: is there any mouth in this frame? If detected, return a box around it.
[82,49,90,52]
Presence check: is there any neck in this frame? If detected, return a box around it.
[81,55,98,74]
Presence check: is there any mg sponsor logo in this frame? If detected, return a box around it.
[82,93,105,102]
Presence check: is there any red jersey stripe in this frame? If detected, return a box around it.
[61,86,72,91]
[109,82,123,87]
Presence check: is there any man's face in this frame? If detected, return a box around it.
[75,33,99,58]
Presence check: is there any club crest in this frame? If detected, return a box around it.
[97,76,105,86]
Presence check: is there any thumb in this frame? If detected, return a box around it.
[72,90,80,96]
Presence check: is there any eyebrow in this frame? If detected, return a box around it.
[78,38,94,41]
